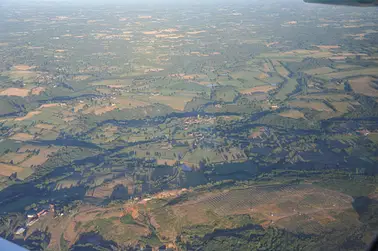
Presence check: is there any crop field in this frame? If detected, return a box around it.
[83,105,117,115]
[320,67,378,80]
[295,93,352,101]
[35,123,55,130]
[289,101,332,112]
[279,110,305,119]
[0,88,30,97]
[275,79,298,100]
[230,71,262,82]
[0,163,23,177]
[156,159,177,166]
[148,95,193,111]
[10,133,34,141]
[182,148,223,164]
[332,101,358,113]
[349,77,378,97]
[0,152,30,164]
[2,70,40,82]
[18,147,59,168]
[304,67,335,75]
[275,65,290,78]
[334,64,362,70]
[12,65,36,71]
[90,79,133,87]
[240,85,276,94]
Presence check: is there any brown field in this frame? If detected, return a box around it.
[83,105,117,115]
[349,77,378,97]
[0,42,9,46]
[289,101,332,112]
[13,65,36,71]
[114,97,150,109]
[258,72,269,79]
[316,45,340,50]
[0,88,30,97]
[14,111,41,121]
[72,75,91,81]
[275,66,290,78]
[279,110,305,119]
[304,67,335,75]
[86,177,134,198]
[0,152,30,164]
[94,106,117,115]
[31,87,45,95]
[186,30,206,35]
[107,85,124,88]
[10,133,34,141]
[148,95,192,111]
[295,93,352,101]
[156,159,177,166]
[240,85,276,94]
[39,103,62,109]
[0,163,23,176]
[35,123,55,130]
[20,148,59,168]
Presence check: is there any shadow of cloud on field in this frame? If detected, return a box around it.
[352,196,378,229]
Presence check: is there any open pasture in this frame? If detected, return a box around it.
[289,101,332,112]
[349,77,378,97]
[148,95,193,111]
[320,68,378,80]
[275,79,298,100]
[240,85,276,94]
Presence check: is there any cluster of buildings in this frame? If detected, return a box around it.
[15,204,56,236]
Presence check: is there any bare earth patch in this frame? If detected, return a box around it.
[39,103,62,109]
[13,65,36,71]
[0,88,30,97]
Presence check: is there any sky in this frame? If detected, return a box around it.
[2,0,272,5]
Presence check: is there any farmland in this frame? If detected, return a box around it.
[0,1,377,250]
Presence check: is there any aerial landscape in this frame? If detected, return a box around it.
[0,0,378,250]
